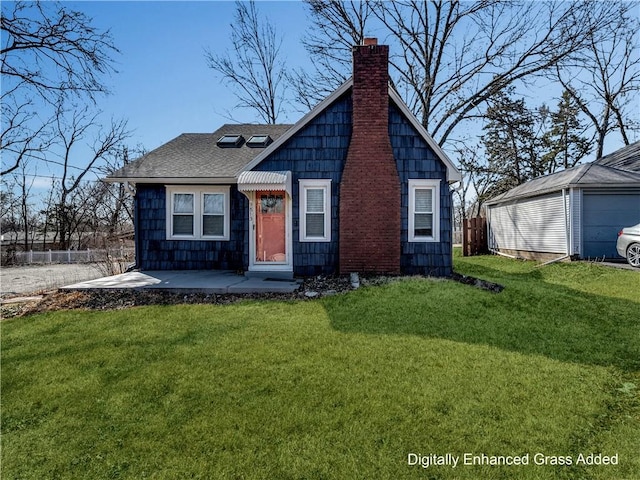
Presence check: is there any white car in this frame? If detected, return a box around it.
[616,223,640,268]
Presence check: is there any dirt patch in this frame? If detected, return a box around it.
[1,273,503,319]
[1,275,354,319]
[450,272,505,293]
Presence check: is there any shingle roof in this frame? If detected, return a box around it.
[485,141,640,205]
[241,79,462,183]
[106,80,461,185]
[594,141,640,172]
[106,124,292,183]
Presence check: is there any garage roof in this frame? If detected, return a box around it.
[486,142,640,205]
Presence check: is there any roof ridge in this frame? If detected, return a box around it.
[567,162,594,185]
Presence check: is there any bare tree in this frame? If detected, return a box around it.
[0,92,53,176]
[96,145,142,235]
[13,162,38,251]
[451,144,475,229]
[205,0,287,124]
[289,0,373,110]
[41,146,137,251]
[1,1,117,101]
[0,179,19,239]
[454,142,500,218]
[298,1,625,146]
[50,104,130,249]
[377,1,626,144]
[39,179,57,250]
[554,2,640,158]
[1,0,119,175]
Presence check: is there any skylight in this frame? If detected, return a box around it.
[216,135,244,147]
[246,135,272,148]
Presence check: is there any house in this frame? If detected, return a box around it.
[485,142,640,261]
[105,40,461,278]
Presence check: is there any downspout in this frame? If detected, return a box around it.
[490,249,520,259]
[123,182,140,269]
[131,183,142,269]
[563,188,570,257]
[537,254,571,267]
[124,182,136,197]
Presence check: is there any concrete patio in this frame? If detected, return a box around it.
[61,270,301,294]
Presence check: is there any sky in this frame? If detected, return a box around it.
[2,0,637,197]
[70,0,313,152]
[2,0,316,194]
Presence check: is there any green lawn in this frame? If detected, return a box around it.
[2,253,639,479]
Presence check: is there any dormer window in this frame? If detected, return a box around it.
[217,135,244,147]
[246,135,272,148]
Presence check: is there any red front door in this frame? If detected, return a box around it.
[255,191,286,263]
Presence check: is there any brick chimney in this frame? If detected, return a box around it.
[339,39,401,274]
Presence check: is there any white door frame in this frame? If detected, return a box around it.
[245,190,293,274]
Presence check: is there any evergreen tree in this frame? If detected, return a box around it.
[542,90,591,172]
[482,90,547,197]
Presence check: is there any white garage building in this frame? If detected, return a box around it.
[486,142,640,261]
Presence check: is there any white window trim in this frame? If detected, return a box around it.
[166,186,230,241]
[299,179,331,242]
[408,179,440,243]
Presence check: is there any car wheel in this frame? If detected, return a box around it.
[627,243,640,268]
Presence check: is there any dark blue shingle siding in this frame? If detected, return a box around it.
[390,104,453,277]
[255,93,353,276]
[135,184,247,271]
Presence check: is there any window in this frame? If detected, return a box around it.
[299,179,331,242]
[202,193,225,237]
[166,186,230,240]
[246,135,272,147]
[172,193,194,235]
[216,135,244,147]
[408,179,440,242]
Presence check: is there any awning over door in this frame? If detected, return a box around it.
[237,170,292,196]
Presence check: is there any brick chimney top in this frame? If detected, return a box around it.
[363,37,378,46]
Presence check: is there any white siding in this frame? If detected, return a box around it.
[488,192,568,254]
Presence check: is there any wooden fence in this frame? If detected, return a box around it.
[462,217,488,256]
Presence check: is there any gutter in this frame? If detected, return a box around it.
[485,181,640,206]
[103,176,238,185]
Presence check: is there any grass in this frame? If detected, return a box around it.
[2,252,639,479]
